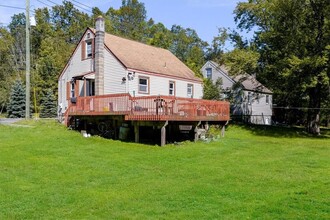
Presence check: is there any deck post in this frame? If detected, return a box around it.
[194,121,201,142]
[221,122,228,137]
[161,121,168,146]
[134,122,139,143]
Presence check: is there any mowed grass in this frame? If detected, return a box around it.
[0,120,329,219]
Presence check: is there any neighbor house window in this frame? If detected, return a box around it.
[248,92,252,104]
[266,95,269,104]
[256,93,260,104]
[169,81,175,96]
[206,68,212,79]
[139,77,149,94]
[187,84,193,98]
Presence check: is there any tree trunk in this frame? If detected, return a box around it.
[307,87,321,135]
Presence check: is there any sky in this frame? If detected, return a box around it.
[0,0,248,49]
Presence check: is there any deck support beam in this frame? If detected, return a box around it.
[221,121,228,137]
[161,121,168,147]
[194,121,202,142]
[134,122,139,143]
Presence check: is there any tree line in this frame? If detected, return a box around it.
[0,0,329,134]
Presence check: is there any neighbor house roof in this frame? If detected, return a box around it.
[206,61,272,94]
[233,74,273,94]
[90,28,201,82]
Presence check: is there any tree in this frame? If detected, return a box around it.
[40,89,57,118]
[146,20,172,49]
[203,78,223,100]
[235,0,330,134]
[0,28,16,109]
[222,48,260,76]
[7,80,26,118]
[107,0,148,41]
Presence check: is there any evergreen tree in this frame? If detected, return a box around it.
[7,80,26,118]
[40,89,57,118]
[203,78,223,100]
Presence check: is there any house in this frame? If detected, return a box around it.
[201,61,273,125]
[58,17,229,145]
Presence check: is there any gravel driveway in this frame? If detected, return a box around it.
[0,118,23,125]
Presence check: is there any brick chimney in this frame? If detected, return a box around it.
[95,16,105,95]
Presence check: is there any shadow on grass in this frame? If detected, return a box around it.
[228,123,330,139]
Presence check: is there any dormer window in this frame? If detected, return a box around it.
[81,37,94,60]
[86,41,93,58]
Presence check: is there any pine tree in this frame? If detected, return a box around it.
[40,89,57,118]
[7,80,26,118]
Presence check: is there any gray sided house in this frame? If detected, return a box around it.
[201,61,273,125]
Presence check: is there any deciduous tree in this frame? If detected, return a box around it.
[235,0,330,134]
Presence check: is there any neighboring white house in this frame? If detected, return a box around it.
[201,61,273,125]
[58,17,203,113]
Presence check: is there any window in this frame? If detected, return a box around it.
[187,84,193,98]
[206,68,212,79]
[82,39,93,60]
[256,93,260,104]
[71,82,75,98]
[266,95,269,104]
[248,92,252,104]
[169,81,175,96]
[86,41,93,58]
[139,77,149,94]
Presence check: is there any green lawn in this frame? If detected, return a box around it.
[0,120,329,219]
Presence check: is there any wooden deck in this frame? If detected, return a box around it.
[67,93,230,122]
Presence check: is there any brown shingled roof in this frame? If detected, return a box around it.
[233,74,273,94]
[208,61,272,94]
[93,28,201,82]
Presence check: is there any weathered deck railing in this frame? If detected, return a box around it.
[68,93,230,121]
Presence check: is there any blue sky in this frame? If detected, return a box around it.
[0,0,248,49]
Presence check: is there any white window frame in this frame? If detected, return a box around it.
[266,95,269,105]
[206,68,212,79]
[169,81,175,96]
[187,84,193,98]
[138,77,149,94]
[86,40,93,58]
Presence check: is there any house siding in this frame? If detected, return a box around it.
[236,90,272,125]
[128,71,203,99]
[58,30,95,111]
[103,49,126,94]
[201,62,234,90]
[202,61,273,125]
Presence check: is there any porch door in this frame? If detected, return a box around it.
[86,80,95,111]
[86,80,95,96]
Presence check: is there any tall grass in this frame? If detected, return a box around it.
[0,120,329,219]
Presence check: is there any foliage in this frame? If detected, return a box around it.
[39,89,57,118]
[222,48,260,76]
[107,0,148,41]
[234,0,330,134]
[0,28,16,109]
[7,80,26,118]
[0,121,329,218]
[203,78,223,100]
